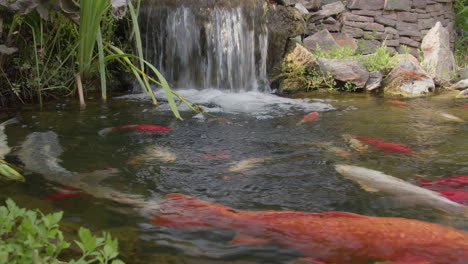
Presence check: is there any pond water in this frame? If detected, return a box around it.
[1,90,467,264]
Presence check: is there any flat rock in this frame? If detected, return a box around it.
[317,58,370,88]
[304,29,338,51]
[348,0,384,10]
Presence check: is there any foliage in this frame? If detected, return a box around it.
[312,44,355,60]
[454,0,467,68]
[359,43,397,73]
[0,198,125,264]
[278,63,336,92]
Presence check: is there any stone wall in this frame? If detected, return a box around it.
[285,0,456,55]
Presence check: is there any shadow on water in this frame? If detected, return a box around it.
[1,92,467,263]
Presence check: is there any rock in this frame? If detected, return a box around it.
[449,79,468,90]
[318,1,345,17]
[453,67,468,82]
[459,88,468,97]
[341,25,364,38]
[284,0,321,10]
[284,43,317,70]
[294,3,309,14]
[317,58,370,88]
[331,33,358,51]
[348,0,384,10]
[383,56,435,97]
[421,22,456,81]
[384,0,412,11]
[366,71,383,91]
[266,6,306,78]
[357,39,381,54]
[304,29,338,51]
[0,45,18,55]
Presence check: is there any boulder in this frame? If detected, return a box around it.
[421,22,456,81]
[317,1,345,17]
[284,0,321,11]
[316,58,370,88]
[366,71,383,91]
[332,33,358,51]
[294,3,309,14]
[266,6,306,78]
[284,43,317,70]
[449,79,468,91]
[453,67,468,82]
[383,55,435,97]
[304,29,338,51]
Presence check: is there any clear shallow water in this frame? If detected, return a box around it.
[1,91,467,264]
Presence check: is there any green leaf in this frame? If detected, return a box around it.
[78,227,97,252]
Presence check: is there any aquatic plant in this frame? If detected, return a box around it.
[0,198,125,264]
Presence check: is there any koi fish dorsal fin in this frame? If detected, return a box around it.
[229,233,270,246]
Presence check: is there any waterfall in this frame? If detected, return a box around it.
[140,0,269,92]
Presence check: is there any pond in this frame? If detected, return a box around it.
[1,90,467,264]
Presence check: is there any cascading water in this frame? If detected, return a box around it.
[140,0,269,92]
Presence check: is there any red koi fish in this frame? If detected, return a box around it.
[297,112,319,125]
[435,190,468,205]
[199,152,231,161]
[152,193,468,264]
[415,175,468,190]
[355,136,415,153]
[45,186,81,200]
[388,100,412,106]
[463,104,468,109]
[99,124,172,136]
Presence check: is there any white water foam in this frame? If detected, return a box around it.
[117,89,335,119]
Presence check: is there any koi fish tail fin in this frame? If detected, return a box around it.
[151,193,234,229]
[98,127,113,137]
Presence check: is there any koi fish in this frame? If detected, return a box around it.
[199,152,231,161]
[439,112,464,122]
[435,190,468,205]
[98,124,172,136]
[45,186,81,200]
[227,157,271,173]
[128,146,177,164]
[415,175,468,190]
[152,193,468,264]
[335,165,468,216]
[354,136,414,153]
[297,112,319,125]
[464,104,468,109]
[342,134,368,152]
[388,100,412,106]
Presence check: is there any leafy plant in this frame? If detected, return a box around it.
[277,63,336,92]
[360,43,397,73]
[0,198,125,264]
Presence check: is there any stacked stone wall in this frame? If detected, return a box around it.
[287,0,456,55]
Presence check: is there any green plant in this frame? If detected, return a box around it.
[341,81,359,92]
[277,63,336,92]
[0,198,124,264]
[312,44,356,60]
[360,43,397,73]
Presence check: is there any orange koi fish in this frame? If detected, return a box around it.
[435,190,468,205]
[355,136,414,153]
[99,124,172,136]
[388,100,412,106]
[415,175,468,190]
[152,193,468,264]
[297,112,319,125]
